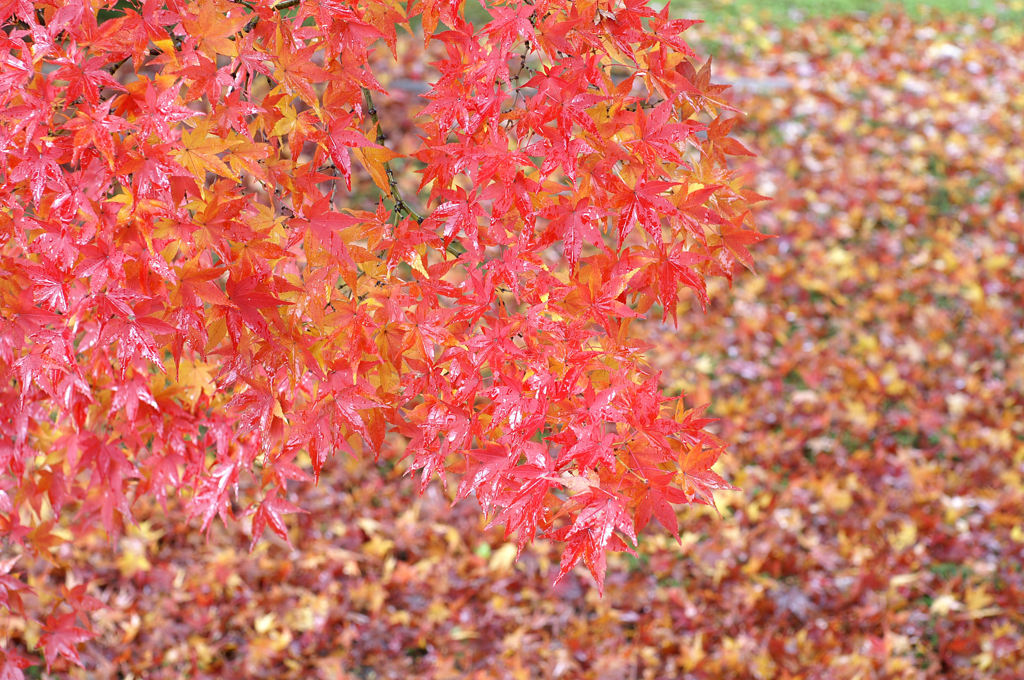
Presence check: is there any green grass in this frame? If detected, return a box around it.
[670,0,1024,24]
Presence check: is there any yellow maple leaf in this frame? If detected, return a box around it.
[171,358,218,410]
[173,120,238,181]
[964,584,1001,619]
[353,145,399,193]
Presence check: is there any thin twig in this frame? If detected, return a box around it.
[360,86,426,224]
[106,0,297,74]
[242,0,301,33]
[359,89,465,257]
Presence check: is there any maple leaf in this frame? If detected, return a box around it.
[293,197,361,285]
[718,219,773,273]
[191,460,240,534]
[524,67,606,137]
[657,243,708,321]
[543,195,606,269]
[100,315,173,379]
[179,51,237,110]
[110,374,159,422]
[0,0,34,25]
[0,648,33,680]
[213,88,264,140]
[415,0,465,44]
[24,262,69,313]
[130,81,197,141]
[676,445,735,511]
[324,112,375,190]
[647,6,701,55]
[249,490,307,551]
[312,0,386,60]
[552,492,636,595]
[39,613,93,670]
[172,118,238,181]
[9,145,63,206]
[133,0,181,42]
[323,372,380,443]
[352,144,400,194]
[558,425,617,470]
[456,443,514,510]
[222,273,290,343]
[569,265,639,332]
[0,556,32,617]
[633,469,689,538]
[523,126,596,182]
[482,2,535,52]
[611,178,679,245]
[491,455,561,556]
[621,101,697,166]
[50,43,125,106]
[270,27,336,106]
[60,583,104,620]
[425,187,486,256]
[179,0,250,58]
[61,98,129,168]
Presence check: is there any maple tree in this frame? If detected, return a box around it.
[0,0,763,669]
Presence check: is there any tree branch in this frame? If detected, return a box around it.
[105,0,298,75]
[241,0,301,34]
[360,86,426,225]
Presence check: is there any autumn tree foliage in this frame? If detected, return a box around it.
[0,0,764,668]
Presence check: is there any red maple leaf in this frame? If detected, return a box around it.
[39,613,93,670]
[249,490,307,550]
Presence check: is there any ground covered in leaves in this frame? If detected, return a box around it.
[9,8,1024,679]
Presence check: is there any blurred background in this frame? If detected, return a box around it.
[673,0,1024,22]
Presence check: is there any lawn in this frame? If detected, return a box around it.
[673,0,1024,23]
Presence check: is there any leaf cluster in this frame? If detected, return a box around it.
[0,0,760,669]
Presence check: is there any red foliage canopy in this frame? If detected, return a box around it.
[0,0,761,667]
